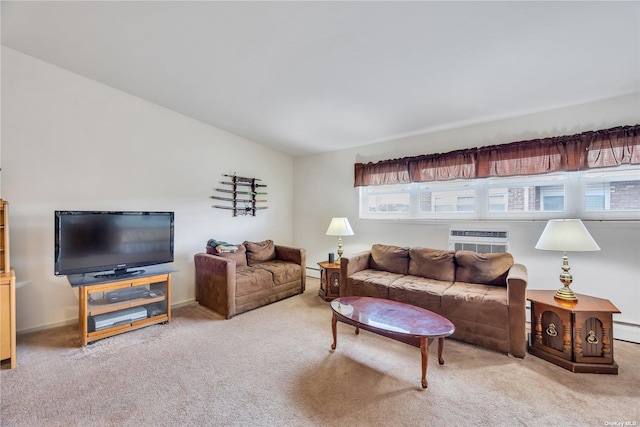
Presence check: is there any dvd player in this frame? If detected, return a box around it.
[90,307,148,331]
[106,287,149,303]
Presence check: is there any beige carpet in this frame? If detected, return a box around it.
[1,277,638,426]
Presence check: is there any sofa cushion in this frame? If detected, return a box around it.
[441,282,508,328]
[254,260,302,286]
[207,243,247,267]
[347,269,404,299]
[408,248,456,282]
[389,275,453,309]
[455,251,514,287]
[244,240,277,266]
[370,244,409,275]
[235,266,274,297]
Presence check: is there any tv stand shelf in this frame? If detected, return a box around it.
[76,272,172,346]
[88,295,166,317]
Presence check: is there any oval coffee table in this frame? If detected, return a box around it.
[330,296,455,389]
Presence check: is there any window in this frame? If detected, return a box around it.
[359,166,640,221]
[419,182,475,214]
[540,185,564,211]
[487,174,565,214]
[363,184,411,215]
[360,180,476,219]
[584,167,640,213]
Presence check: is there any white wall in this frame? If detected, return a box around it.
[293,92,640,342]
[1,47,295,333]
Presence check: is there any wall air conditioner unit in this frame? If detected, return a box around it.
[448,229,509,254]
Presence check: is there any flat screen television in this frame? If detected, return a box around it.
[55,211,174,277]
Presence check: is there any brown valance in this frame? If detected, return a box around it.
[475,135,586,178]
[354,124,639,187]
[354,158,410,186]
[409,149,477,182]
[585,125,640,168]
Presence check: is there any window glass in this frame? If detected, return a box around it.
[420,186,475,213]
[417,181,475,215]
[487,175,565,213]
[358,167,639,221]
[584,167,640,212]
[362,184,411,215]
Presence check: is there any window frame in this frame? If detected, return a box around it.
[359,166,640,222]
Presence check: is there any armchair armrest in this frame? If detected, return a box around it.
[506,263,528,358]
[275,245,307,291]
[194,253,237,319]
[339,250,372,297]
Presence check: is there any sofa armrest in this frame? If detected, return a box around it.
[194,253,237,319]
[339,250,372,297]
[275,245,307,292]
[506,263,528,358]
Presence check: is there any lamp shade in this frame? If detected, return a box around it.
[535,219,600,252]
[325,217,354,236]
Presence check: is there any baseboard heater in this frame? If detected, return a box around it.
[90,307,148,331]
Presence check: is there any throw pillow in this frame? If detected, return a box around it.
[370,244,409,275]
[211,244,248,267]
[408,248,456,282]
[244,240,277,265]
[454,251,514,287]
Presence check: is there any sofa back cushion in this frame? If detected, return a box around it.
[244,240,277,266]
[455,251,514,287]
[370,244,409,275]
[209,244,248,267]
[409,248,456,282]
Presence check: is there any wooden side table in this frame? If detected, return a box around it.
[318,261,341,301]
[527,290,620,374]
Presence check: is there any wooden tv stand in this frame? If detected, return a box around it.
[71,268,173,346]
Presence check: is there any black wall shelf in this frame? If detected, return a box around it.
[212,174,268,216]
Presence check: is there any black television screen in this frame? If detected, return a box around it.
[54,211,174,277]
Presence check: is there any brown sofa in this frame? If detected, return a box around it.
[340,244,528,358]
[195,240,306,318]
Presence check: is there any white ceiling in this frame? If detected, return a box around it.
[2,1,639,157]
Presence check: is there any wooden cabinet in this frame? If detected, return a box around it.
[0,200,9,274]
[527,290,620,374]
[77,272,171,345]
[1,270,16,368]
[0,201,16,368]
[318,261,341,301]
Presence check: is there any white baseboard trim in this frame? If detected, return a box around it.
[306,267,321,279]
[613,322,640,343]
[17,318,78,335]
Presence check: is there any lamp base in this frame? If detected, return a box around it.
[554,285,578,302]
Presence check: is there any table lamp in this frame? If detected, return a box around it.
[325,217,354,264]
[535,219,600,302]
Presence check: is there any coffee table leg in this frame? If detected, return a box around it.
[438,337,445,365]
[420,337,428,389]
[331,312,337,350]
